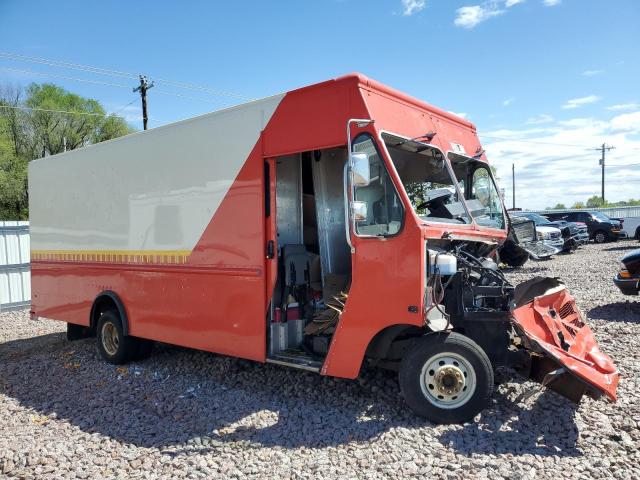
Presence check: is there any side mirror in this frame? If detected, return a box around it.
[351,201,368,222]
[350,153,371,187]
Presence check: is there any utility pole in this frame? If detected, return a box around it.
[512,163,515,210]
[133,75,154,130]
[595,143,615,204]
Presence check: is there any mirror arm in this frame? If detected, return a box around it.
[343,162,355,253]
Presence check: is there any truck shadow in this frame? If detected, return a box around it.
[438,386,580,457]
[0,332,579,456]
[603,245,639,252]
[588,302,640,323]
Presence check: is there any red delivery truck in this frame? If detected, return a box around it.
[29,74,619,423]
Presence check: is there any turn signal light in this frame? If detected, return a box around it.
[619,269,631,279]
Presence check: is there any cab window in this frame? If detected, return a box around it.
[469,167,505,229]
[352,135,403,236]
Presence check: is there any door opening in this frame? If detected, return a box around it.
[266,148,352,370]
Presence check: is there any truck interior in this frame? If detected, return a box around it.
[381,132,471,225]
[266,147,352,371]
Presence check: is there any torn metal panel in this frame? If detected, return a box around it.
[511,277,619,402]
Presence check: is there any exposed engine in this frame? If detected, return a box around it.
[426,241,515,365]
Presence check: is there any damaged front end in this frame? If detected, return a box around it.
[430,242,619,405]
[510,276,619,403]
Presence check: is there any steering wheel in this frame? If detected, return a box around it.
[416,190,453,211]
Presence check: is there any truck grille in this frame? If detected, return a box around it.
[512,218,536,243]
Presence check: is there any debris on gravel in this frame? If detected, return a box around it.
[1,242,639,479]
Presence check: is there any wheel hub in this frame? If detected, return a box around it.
[102,322,119,356]
[420,352,477,409]
[434,366,465,396]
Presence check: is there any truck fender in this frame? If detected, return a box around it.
[365,324,424,362]
[90,291,130,336]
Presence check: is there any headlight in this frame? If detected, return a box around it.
[537,231,550,240]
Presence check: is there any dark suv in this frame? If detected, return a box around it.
[546,211,622,243]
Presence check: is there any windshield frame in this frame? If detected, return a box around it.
[378,130,474,227]
[447,151,508,232]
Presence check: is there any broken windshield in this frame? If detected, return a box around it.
[382,133,470,224]
[448,152,506,230]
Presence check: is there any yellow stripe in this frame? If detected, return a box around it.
[32,249,191,256]
[31,249,191,265]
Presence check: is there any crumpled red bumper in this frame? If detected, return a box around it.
[511,277,619,402]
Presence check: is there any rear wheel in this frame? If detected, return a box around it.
[399,332,494,424]
[97,310,138,365]
[594,230,607,244]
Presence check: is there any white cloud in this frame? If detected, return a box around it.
[454,0,525,29]
[502,97,515,107]
[480,115,640,210]
[607,103,639,112]
[543,0,560,6]
[448,111,468,119]
[610,111,640,133]
[561,95,601,109]
[401,0,426,16]
[582,69,604,77]
[454,4,502,28]
[526,114,554,124]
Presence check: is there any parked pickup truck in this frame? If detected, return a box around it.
[512,212,587,252]
[510,213,564,251]
[546,211,623,243]
[614,249,640,295]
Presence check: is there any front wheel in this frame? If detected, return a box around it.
[399,332,494,424]
[593,230,607,244]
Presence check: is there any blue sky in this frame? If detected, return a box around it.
[1,0,639,209]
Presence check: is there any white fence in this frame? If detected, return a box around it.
[0,221,30,312]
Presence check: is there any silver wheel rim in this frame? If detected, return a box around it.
[420,352,477,409]
[101,322,119,356]
[595,233,605,243]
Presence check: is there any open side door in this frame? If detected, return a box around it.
[511,277,619,402]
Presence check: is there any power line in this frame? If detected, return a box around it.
[607,162,640,167]
[0,50,250,100]
[153,78,251,100]
[0,51,137,79]
[111,97,138,116]
[478,135,588,148]
[0,67,130,89]
[0,104,120,118]
[1,66,229,105]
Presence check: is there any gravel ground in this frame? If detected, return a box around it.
[1,242,639,479]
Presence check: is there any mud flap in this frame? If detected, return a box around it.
[511,277,619,403]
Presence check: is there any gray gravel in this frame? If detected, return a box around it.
[1,242,639,479]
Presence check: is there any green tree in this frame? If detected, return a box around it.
[586,195,606,208]
[572,201,585,209]
[0,83,135,219]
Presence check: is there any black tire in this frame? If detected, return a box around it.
[634,226,640,241]
[132,338,154,361]
[96,310,138,365]
[399,332,494,424]
[593,230,607,244]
